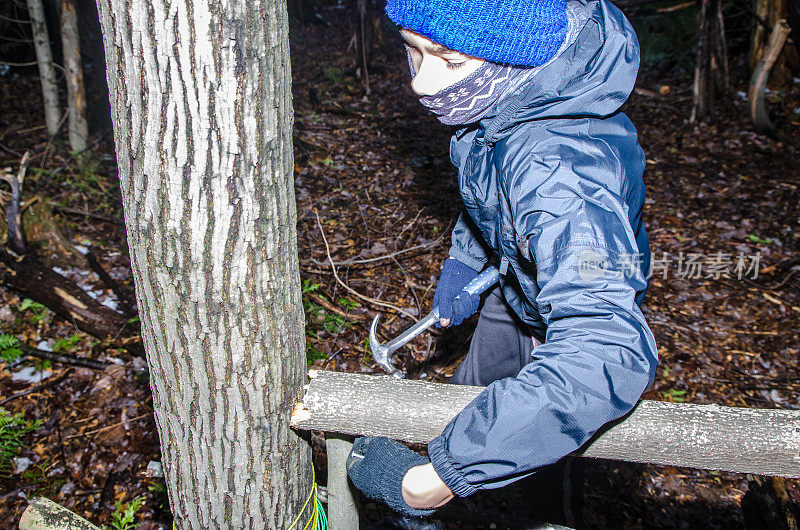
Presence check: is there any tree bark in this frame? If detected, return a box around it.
[94,0,311,528]
[59,0,89,153]
[292,371,800,479]
[25,0,61,137]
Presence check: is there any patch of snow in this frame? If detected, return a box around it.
[736,91,747,101]
[12,366,52,383]
[49,266,124,315]
[37,340,52,352]
[12,457,33,475]
[73,244,88,255]
[100,298,119,311]
[86,289,104,300]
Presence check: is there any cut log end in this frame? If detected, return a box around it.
[290,402,311,426]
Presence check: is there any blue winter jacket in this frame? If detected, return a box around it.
[426,0,659,497]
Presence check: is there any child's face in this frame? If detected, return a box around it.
[400,29,485,96]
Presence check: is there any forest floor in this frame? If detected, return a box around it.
[1,4,799,529]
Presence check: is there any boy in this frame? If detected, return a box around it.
[346,0,658,523]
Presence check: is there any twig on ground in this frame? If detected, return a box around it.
[65,412,151,440]
[305,292,368,322]
[391,256,421,318]
[51,203,124,225]
[0,60,37,67]
[22,344,109,370]
[394,207,425,245]
[305,238,443,268]
[0,368,73,405]
[314,210,416,320]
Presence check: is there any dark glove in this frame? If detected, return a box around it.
[432,258,480,327]
[346,436,435,518]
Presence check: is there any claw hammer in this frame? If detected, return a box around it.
[369,266,500,378]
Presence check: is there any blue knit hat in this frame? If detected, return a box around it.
[385,0,568,67]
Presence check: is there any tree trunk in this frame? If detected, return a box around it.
[354,0,371,95]
[691,0,728,123]
[749,0,798,88]
[25,0,61,137]
[748,19,791,134]
[59,0,88,153]
[94,0,311,528]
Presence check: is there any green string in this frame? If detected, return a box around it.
[287,466,328,530]
[170,468,328,530]
[314,494,328,530]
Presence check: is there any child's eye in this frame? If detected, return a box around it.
[446,61,466,70]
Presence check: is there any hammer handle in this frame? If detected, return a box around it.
[432,266,500,318]
[462,266,500,297]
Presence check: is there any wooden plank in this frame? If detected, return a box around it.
[291,371,800,479]
[325,434,360,530]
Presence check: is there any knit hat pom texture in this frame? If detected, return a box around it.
[385,0,568,67]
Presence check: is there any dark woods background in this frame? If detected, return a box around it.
[0,0,799,528]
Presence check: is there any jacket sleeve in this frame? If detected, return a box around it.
[427,196,659,496]
[448,210,492,272]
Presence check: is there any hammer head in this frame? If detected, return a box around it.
[369,314,402,377]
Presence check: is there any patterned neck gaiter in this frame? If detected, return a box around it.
[406,1,580,126]
[407,52,536,125]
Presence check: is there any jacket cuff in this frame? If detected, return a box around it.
[427,434,478,497]
[447,247,485,273]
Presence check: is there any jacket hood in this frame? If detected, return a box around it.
[477,0,640,144]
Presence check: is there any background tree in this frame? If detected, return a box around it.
[749,0,799,84]
[690,0,729,123]
[25,0,61,137]
[59,0,88,152]
[93,0,312,527]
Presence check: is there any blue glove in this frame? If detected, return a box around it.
[432,258,480,327]
[346,436,435,518]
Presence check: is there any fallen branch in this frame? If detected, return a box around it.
[292,371,800,479]
[0,151,30,254]
[0,246,140,350]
